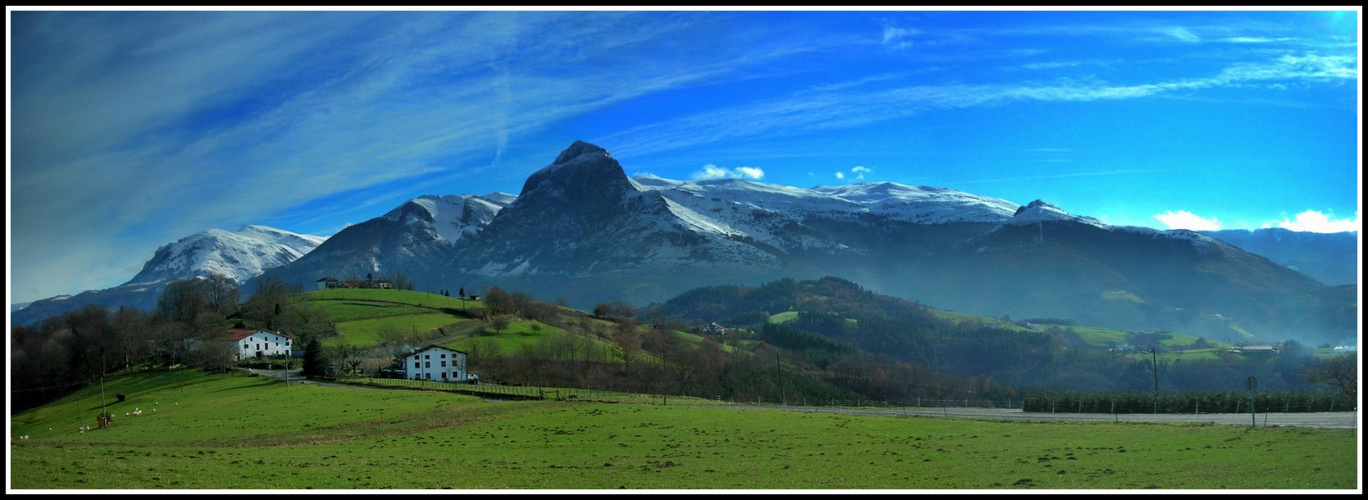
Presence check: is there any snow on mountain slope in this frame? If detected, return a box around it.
[125,225,328,286]
[1006,199,1106,227]
[384,194,514,244]
[812,182,1018,223]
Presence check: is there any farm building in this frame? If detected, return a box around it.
[316,277,339,290]
[221,328,294,361]
[403,345,471,382]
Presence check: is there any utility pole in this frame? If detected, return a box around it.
[1151,347,1159,414]
[99,353,108,426]
[776,351,786,406]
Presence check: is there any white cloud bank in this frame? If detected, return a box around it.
[1263,210,1359,233]
[1155,209,1359,233]
[1155,210,1222,231]
[692,164,765,180]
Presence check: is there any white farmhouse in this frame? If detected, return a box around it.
[403,345,470,382]
[223,328,294,361]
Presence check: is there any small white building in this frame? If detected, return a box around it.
[223,328,294,361]
[403,345,470,382]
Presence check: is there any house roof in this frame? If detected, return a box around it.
[221,328,289,341]
[406,344,468,358]
[317,277,337,282]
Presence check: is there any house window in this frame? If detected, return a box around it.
[441,372,448,379]
[441,361,446,367]
[424,355,430,359]
[441,353,446,358]
[425,373,431,380]
[425,362,430,368]
[414,362,420,368]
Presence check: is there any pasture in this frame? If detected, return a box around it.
[301,289,478,347]
[9,370,1358,490]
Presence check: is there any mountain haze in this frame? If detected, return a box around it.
[12,226,327,327]
[254,141,1352,345]
[16,141,1355,346]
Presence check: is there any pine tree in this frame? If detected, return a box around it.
[301,337,330,379]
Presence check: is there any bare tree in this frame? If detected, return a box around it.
[1304,353,1358,396]
[201,273,240,317]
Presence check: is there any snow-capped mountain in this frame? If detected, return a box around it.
[126,225,327,286]
[258,141,1349,345]
[13,225,327,327]
[22,140,1352,345]
[453,141,783,277]
[259,193,515,289]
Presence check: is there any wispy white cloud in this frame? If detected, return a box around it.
[1220,36,1293,44]
[691,164,765,180]
[8,11,812,301]
[882,25,920,50]
[834,172,845,180]
[1161,26,1200,43]
[1262,210,1359,233]
[605,50,1356,158]
[1155,210,1222,231]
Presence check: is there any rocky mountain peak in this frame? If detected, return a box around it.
[1014,199,1058,216]
[553,140,610,164]
[517,141,639,205]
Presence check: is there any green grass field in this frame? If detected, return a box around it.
[329,315,477,347]
[9,370,1357,490]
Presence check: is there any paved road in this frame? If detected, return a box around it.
[236,368,1358,429]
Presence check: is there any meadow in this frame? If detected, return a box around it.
[9,370,1358,490]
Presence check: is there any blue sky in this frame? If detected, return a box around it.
[6,7,1362,305]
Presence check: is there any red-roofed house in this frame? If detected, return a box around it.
[221,328,294,361]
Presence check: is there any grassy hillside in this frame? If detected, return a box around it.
[298,289,481,347]
[9,370,1357,490]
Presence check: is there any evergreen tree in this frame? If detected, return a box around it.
[301,337,330,379]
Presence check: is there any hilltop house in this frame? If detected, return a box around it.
[316,277,339,290]
[195,328,294,361]
[402,345,471,382]
[702,322,725,335]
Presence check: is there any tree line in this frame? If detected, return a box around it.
[10,274,333,412]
